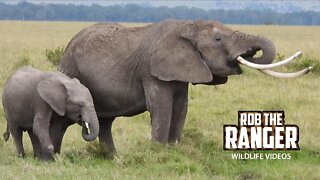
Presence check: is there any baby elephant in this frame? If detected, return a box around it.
[2,67,99,160]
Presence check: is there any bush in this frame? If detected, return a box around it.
[45,46,64,66]
[276,53,320,74]
[287,56,320,74]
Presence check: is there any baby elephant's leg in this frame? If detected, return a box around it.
[33,119,54,160]
[33,127,54,160]
[10,125,25,158]
[32,102,55,161]
[27,130,42,158]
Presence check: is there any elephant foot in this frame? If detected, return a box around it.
[38,145,54,161]
[39,156,53,161]
[97,142,116,159]
[53,150,61,154]
[38,153,54,161]
[151,133,170,144]
[168,138,180,145]
[18,152,26,158]
[168,132,182,144]
[98,119,116,159]
[104,148,116,160]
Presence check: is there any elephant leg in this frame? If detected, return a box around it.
[98,119,116,157]
[50,119,72,154]
[144,79,174,143]
[169,85,189,143]
[51,128,68,154]
[27,130,42,158]
[33,122,54,161]
[33,103,54,161]
[10,125,25,158]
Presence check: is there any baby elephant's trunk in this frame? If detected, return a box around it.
[81,108,99,141]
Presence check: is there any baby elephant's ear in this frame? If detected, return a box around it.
[37,78,67,116]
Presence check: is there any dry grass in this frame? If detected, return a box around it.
[0,21,319,179]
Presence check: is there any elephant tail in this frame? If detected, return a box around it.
[3,124,10,142]
[2,86,11,142]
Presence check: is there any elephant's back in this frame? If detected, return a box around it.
[59,23,145,78]
[4,67,42,98]
[5,67,41,87]
[2,67,44,122]
[66,23,125,51]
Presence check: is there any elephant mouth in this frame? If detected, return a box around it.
[76,115,83,125]
[76,115,90,135]
[199,51,205,60]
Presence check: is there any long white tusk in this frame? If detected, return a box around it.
[236,51,313,78]
[237,51,302,70]
[259,67,313,78]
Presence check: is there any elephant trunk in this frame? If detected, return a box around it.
[244,35,276,64]
[81,107,99,141]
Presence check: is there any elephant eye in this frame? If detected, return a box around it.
[213,28,221,41]
[78,102,84,107]
[215,34,221,41]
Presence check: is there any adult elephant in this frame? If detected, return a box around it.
[59,19,309,154]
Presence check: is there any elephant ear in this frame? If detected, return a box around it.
[150,22,213,83]
[37,77,67,116]
[180,21,198,42]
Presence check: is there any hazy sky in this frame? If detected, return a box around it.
[1,0,319,12]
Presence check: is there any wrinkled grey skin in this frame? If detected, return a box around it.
[59,19,276,155]
[2,67,99,160]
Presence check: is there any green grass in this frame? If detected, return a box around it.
[0,21,320,179]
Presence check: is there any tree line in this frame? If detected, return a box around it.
[0,2,319,25]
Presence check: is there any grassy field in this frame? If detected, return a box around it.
[0,21,319,179]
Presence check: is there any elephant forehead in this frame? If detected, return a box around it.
[74,84,90,94]
[67,92,93,105]
[65,82,90,96]
[210,21,234,33]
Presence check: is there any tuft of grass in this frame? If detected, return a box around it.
[85,140,115,159]
[275,52,320,74]
[287,56,320,74]
[45,46,64,66]
[14,54,32,69]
